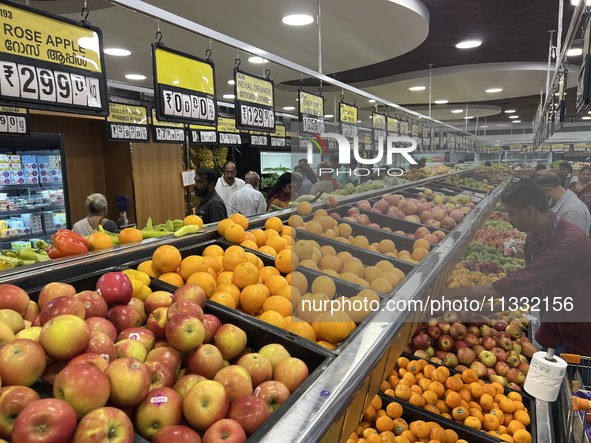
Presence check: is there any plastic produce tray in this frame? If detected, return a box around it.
[351,206,451,236]
[26,272,333,443]
[125,239,382,355]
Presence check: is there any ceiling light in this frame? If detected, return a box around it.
[125,74,146,80]
[486,88,503,93]
[451,109,464,113]
[480,125,489,128]
[505,110,516,113]
[357,120,362,123]
[456,40,482,49]
[283,106,295,110]
[582,116,591,120]
[512,120,521,123]
[409,86,426,91]
[571,0,591,6]
[228,80,235,85]
[567,48,583,57]
[248,56,268,64]
[324,114,333,118]
[282,14,314,26]
[104,48,131,56]
[223,94,235,99]
[434,100,448,104]
[369,99,376,103]
[464,116,474,119]
[509,115,519,119]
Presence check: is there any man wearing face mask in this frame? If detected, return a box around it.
[530,170,591,236]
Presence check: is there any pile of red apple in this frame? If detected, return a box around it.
[473,226,525,250]
[487,211,508,222]
[406,311,537,391]
[0,273,310,443]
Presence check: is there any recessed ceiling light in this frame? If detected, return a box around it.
[505,110,516,113]
[357,120,362,123]
[283,106,295,110]
[567,48,583,57]
[125,74,146,80]
[480,125,489,128]
[282,14,314,26]
[456,40,482,49]
[104,48,131,56]
[324,114,333,118]
[509,115,519,119]
[409,86,426,91]
[512,120,521,123]
[248,56,268,64]
[464,116,474,119]
[486,88,503,93]
[583,116,591,120]
[228,80,235,85]
[223,94,235,99]
[368,99,376,103]
[434,100,448,104]
[451,109,464,113]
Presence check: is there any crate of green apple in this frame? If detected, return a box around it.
[0,270,329,443]
[407,311,537,391]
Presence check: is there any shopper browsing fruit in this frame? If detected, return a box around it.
[72,193,118,236]
[441,179,591,357]
[567,165,591,217]
[215,161,245,213]
[291,172,304,200]
[194,168,228,224]
[294,165,312,195]
[559,161,578,186]
[266,173,292,210]
[310,162,345,196]
[227,171,267,217]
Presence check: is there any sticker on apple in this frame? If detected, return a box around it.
[150,395,168,406]
[100,353,110,363]
[129,333,140,341]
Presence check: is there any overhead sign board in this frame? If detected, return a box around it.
[372,112,386,142]
[387,115,399,136]
[339,101,358,140]
[0,106,28,135]
[189,124,217,145]
[234,69,275,132]
[217,117,241,145]
[298,89,324,136]
[151,108,185,143]
[106,103,149,142]
[270,124,286,148]
[249,131,269,147]
[152,44,217,126]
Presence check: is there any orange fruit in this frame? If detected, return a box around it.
[409,393,425,408]
[259,245,278,257]
[87,232,113,250]
[232,262,260,289]
[444,377,461,392]
[411,248,429,261]
[249,229,267,248]
[507,392,522,403]
[152,245,182,274]
[287,320,316,342]
[375,416,393,433]
[422,390,438,406]
[215,283,241,306]
[262,295,292,317]
[429,426,447,442]
[229,213,248,230]
[514,410,530,427]
[290,271,308,294]
[186,272,216,297]
[265,275,289,296]
[468,382,483,398]
[239,284,267,314]
[435,400,449,414]
[480,393,494,411]
[224,223,246,244]
[119,228,143,244]
[203,245,225,258]
[446,429,459,443]
[258,310,287,329]
[265,217,284,232]
[513,429,532,443]
[507,420,526,434]
[482,384,496,398]
[222,249,246,271]
[265,236,286,253]
[210,291,236,309]
[317,341,336,350]
[179,255,209,281]
[137,260,160,278]
[483,413,500,431]
[158,272,184,287]
[240,240,259,250]
[413,239,430,251]
[461,369,478,384]
[216,271,234,286]
[386,402,403,419]
[445,391,461,408]
[276,249,298,274]
[459,388,471,403]
[491,382,505,395]
[183,215,204,227]
[217,219,232,236]
[499,398,517,414]
[202,255,220,273]
[428,381,444,398]
[464,416,481,430]
[260,266,280,283]
[412,420,430,438]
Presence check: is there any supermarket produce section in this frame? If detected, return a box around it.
[0,167,551,443]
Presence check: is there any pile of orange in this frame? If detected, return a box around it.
[377,357,532,443]
[119,227,143,244]
[347,394,468,443]
[288,211,430,264]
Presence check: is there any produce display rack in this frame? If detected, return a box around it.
[0,168,552,442]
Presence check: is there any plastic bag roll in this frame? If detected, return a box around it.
[524,351,567,402]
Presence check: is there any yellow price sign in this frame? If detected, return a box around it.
[387,116,399,133]
[234,69,275,132]
[151,108,185,143]
[339,102,357,124]
[372,112,386,130]
[107,103,149,142]
[189,124,217,145]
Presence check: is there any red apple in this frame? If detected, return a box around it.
[145,291,174,315]
[39,314,91,361]
[38,282,76,309]
[22,301,40,322]
[273,358,308,393]
[41,361,67,385]
[254,381,290,413]
[71,406,134,443]
[214,324,247,360]
[12,398,77,443]
[187,344,225,380]
[183,380,229,431]
[202,314,222,344]
[237,353,273,389]
[172,374,206,400]
[75,290,108,318]
[202,418,246,443]
[117,327,155,353]
[0,309,24,333]
[115,339,147,361]
[127,298,147,325]
[433,230,446,241]
[258,344,291,370]
[0,284,29,315]
[96,272,133,308]
[214,365,253,404]
[84,332,116,364]
[135,387,183,440]
[227,395,270,436]
[152,425,202,443]
[86,317,117,341]
[147,307,169,340]
[105,357,152,408]
[173,285,206,308]
[106,306,141,335]
[0,321,14,347]
[145,361,174,390]
[53,364,110,419]
[67,353,109,371]
[0,386,41,440]
[167,300,204,321]
[0,339,46,386]
[146,347,181,379]
[165,314,205,352]
[39,295,86,326]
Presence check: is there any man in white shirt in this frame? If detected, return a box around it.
[215,161,245,214]
[228,171,267,217]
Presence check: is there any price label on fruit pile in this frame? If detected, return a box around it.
[152,44,217,126]
[372,112,386,142]
[151,108,185,143]
[249,131,268,147]
[106,103,149,143]
[0,1,108,115]
[270,124,286,147]
[234,69,274,132]
[217,117,242,145]
[339,101,357,140]
[0,105,28,135]
[189,124,217,145]
[298,89,324,136]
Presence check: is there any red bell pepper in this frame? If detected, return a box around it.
[47,229,88,259]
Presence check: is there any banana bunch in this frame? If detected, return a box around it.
[195,148,214,168]
[212,146,228,171]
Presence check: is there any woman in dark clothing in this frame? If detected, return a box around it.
[567,166,591,216]
[266,173,292,210]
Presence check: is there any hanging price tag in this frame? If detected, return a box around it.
[372,112,386,142]
[189,124,217,145]
[249,131,269,147]
[270,124,286,148]
[298,89,324,136]
[106,103,149,142]
[339,101,358,140]
[217,117,242,145]
[234,69,275,132]
[387,115,399,137]
[0,106,28,135]
[151,108,185,143]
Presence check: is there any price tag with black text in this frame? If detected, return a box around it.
[0,105,28,135]
[298,89,324,136]
[151,108,185,143]
[234,69,275,132]
[106,103,149,142]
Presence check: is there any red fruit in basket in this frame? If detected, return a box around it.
[71,407,135,443]
[518,362,530,375]
[106,305,141,334]
[184,381,229,432]
[75,290,108,318]
[227,395,270,436]
[38,282,76,310]
[457,347,476,366]
[39,296,86,326]
[12,398,77,443]
[146,347,181,379]
[83,332,116,364]
[237,353,273,389]
[495,361,510,377]
[96,272,133,308]
[348,207,360,216]
[273,358,309,394]
[425,220,441,229]
[145,361,174,390]
[214,366,253,404]
[214,324,247,360]
[86,316,118,341]
[450,210,464,222]
[147,307,169,340]
[401,201,417,215]
[325,196,338,208]
[433,230,446,241]
[135,388,183,440]
[105,357,152,408]
[0,339,46,387]
[202,314,222,344]
[414,227,431,239]
[41,361,67,385]
[202,418,246,443]
[67,352,109,371]
[441,217,457,230]
[23,301,40,322]
[413,332,431,350]
[40,314,91,361]
[173,374,207,401]
[127,298,147,325]
[254,380,290,414]
[173,285,207,309]
[167,300,204,321]
[0,386,41,440]
[357,214,371,225]
[373,199,389,214]
[117,327,156,353]
[0,284,30,315]
[153,425,202,443]
[187,344,225,380]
